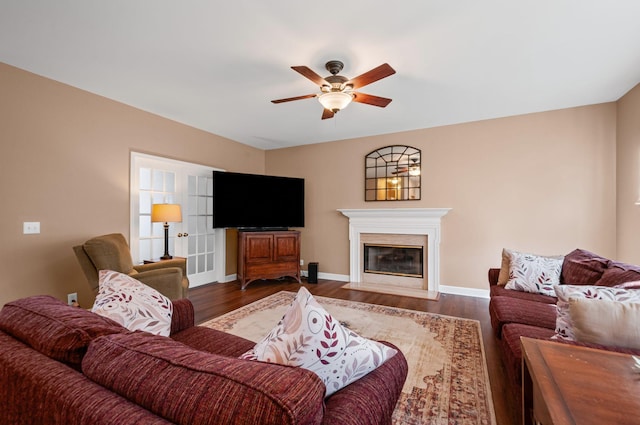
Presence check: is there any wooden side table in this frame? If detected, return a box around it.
[143,256,186,264]
[521,337,640,425]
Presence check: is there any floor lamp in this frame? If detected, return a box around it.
[151,203,182,260]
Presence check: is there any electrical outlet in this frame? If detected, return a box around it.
[300,259,304,266]
[67,292,78,306]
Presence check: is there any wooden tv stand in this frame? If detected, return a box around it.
[237,230,301,290]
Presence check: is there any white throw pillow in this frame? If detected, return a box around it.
[240,287,397,397]
[569,298,640,350]
[92,270,173,337]
[503,250,564,296]
[553,285,640,341]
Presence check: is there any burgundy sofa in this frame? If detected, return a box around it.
[0,295,408,425]
[488,248,640,409]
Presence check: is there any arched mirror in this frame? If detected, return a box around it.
[365,145,421,201]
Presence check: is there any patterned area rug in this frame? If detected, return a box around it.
[201,291,496,425]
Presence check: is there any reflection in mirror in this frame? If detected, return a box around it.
[365,145,421,201]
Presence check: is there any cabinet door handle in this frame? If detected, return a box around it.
[177,233,189,237]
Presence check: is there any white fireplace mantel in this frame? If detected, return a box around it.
[338,208,451,292]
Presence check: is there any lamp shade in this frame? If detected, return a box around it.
[151,204,182,223]
[318,91,353,112]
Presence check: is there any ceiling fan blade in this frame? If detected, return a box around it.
[321,109,335,120]
[352,92,393,108]
[271,94,317,104]
[291,66,329,86]
[347,63,396,89]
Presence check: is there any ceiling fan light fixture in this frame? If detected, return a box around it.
[318,91,353,113]
[272,61,395,119]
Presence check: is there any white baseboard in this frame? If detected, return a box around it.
[301,271,349,282]
[225,272,487,298]
[317,272,349,282]
[313,274,488,298]
[315,272,487,298]
[439,285,490,299]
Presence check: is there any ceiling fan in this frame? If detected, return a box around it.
[271,60,396,120]
[392,158,421,175]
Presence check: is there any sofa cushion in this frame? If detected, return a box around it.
[489,284,557,304]
[92,270,173,336]
[569,298,640,350]
[0,295,124,366]
[560,249,610,285]
[82,332,325,425]
[504,250,564,296]
[553,285,640,340]
[489,296,557,338]
[596,261,640,287]
[240,287,398,397]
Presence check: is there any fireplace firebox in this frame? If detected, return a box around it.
[363,244,423,278]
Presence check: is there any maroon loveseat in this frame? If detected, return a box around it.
[0,295,408,425]
[488,248,640,410]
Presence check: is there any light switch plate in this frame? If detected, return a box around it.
[23,222,40,234]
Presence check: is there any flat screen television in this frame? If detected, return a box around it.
[212,171,305,229]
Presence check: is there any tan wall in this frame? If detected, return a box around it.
[616,83,640,263]
[0,63,265,308]
[266,104,618,291]
[0,60,627,306]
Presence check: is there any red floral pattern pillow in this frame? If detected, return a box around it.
[240,287,397,396]
[92,270,173,337]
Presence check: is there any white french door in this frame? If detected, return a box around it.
[130,152,225,287]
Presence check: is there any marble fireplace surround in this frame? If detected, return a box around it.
[338,208,451,296]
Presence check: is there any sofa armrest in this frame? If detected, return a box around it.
[322,341,408,425]
[170,299,194,335]
[488,268,500,286]
[133,268,184,300]
[134,258,187,275]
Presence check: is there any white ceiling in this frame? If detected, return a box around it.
[1,1,639,150]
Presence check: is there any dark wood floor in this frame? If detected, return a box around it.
[188,278,517,425]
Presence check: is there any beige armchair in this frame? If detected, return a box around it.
[73,233,189,300]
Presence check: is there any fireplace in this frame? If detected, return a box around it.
[364,244,424,278]
[360,233,428,290]
[338,208,450,296]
